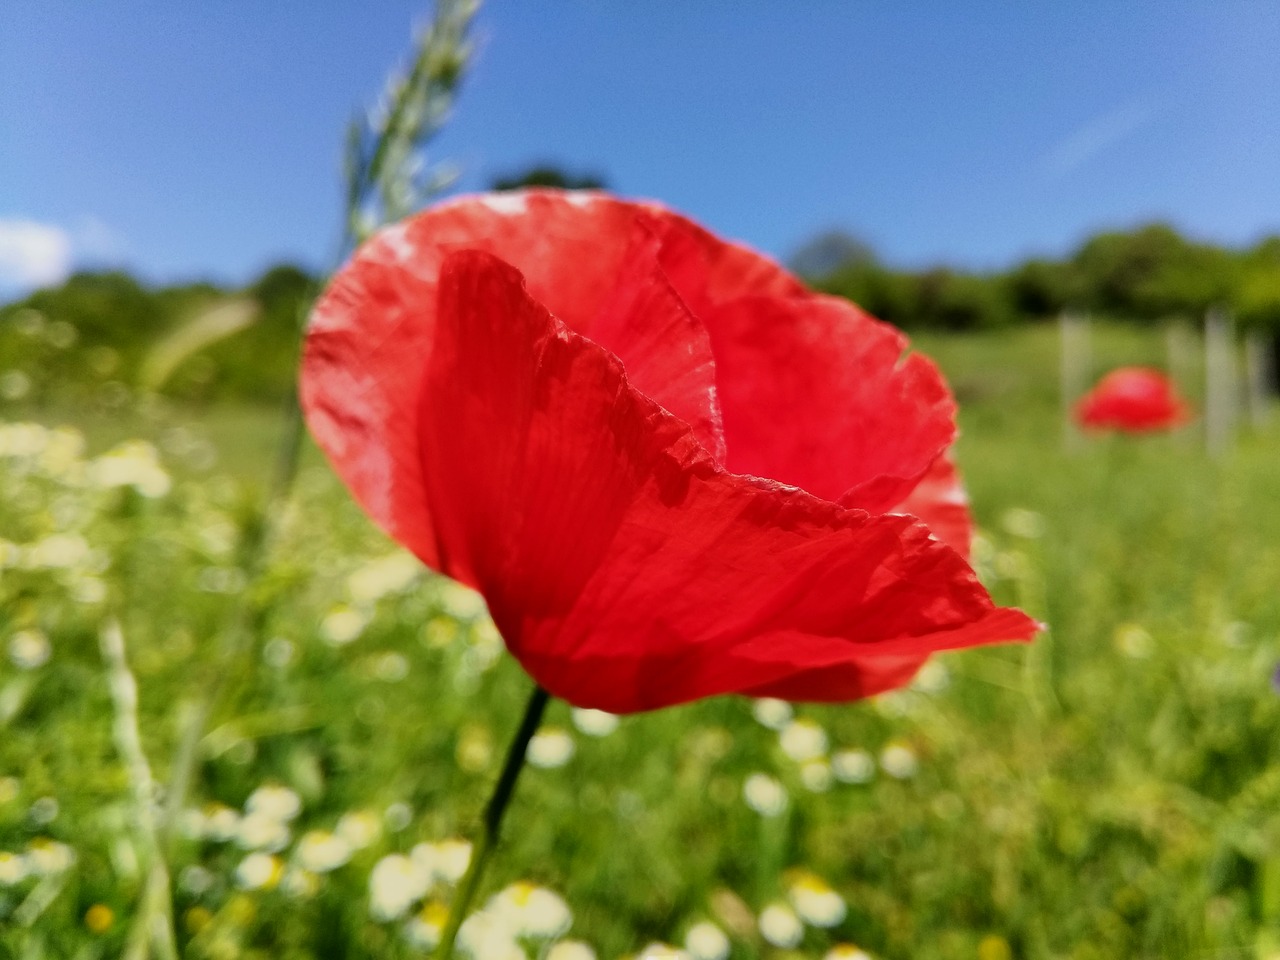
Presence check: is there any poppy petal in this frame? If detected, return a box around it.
[581,223,725,459]
[422,251,1038,713]
[640,208,807,307]
[303,228,446,566]
[892,450,973,557]
[694,292,957,512]
[301,194,727,565]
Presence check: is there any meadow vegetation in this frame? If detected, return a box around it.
[2,321,1278,959]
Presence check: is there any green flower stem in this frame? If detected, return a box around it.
[435,683,550,959]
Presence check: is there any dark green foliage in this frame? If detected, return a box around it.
[1236,237,1280,333]
[0,264,317,406]
[489,164,608,192]
[805,222,1280,333]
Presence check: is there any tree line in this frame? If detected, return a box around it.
[795,223,1280,334]
[2,221,1277,408]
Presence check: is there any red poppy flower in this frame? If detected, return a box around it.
[302,190,1039,713]
[1075,367,1192,433]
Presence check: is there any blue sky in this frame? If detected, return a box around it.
[2,1,1278,296]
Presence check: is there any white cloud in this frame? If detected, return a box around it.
[1044,101,1156,179]
[0,219,73,290]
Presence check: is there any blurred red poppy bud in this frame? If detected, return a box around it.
[1075,367,1192,433]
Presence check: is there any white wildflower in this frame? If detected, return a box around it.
[295,830,352,873]
[434,838,471,883]
[8,629,51,670]
[879,743,919,780]
[280,866,320,898]
[204,804,240,842]
[527,727,575,769]
[336,809,382,850]
[800,759,833,793]
[235,852,281,890]
[832,749,876,784]
[0,423,46,457]
[1000,507,1045,539]
[321,606,367,646]
[825,947,873,960]
[25,838,74,875]
[489,881,572,938]
[40,427,84,474]
[245,784,301,822]
[779,718,828,762]
[347,551,421,604]
[758,902,803,948]
[437,581,487,620]
[637,944,691,960]
[71,576,107,604]
[0,851,28,885]
[236,810,290,852]
[456,909,524,960]
[912,659,950,693]
[369,853,431,921]
[24,533,89,570]
[372,650,409,682]
[684,920,730,960]
[547,941,597,960]
[571,707,620,737]
[743,773,787,817]
[0,370,31,400]
[787,870,846,927]
[88,441,171,497]
[751,697,793,730]
[404,901,450,950]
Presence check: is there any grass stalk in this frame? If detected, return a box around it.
[99,619,179,960]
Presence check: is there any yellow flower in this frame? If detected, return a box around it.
[84,903,114,934]
[185,906,214,934]
[978,935,1013,960]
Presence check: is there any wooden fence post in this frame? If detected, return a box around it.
[1204,307,1237,456]
[1244,329,1274,429]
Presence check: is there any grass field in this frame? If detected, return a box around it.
[3,322,1279,960]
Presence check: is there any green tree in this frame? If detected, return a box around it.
[489,164,607,192]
